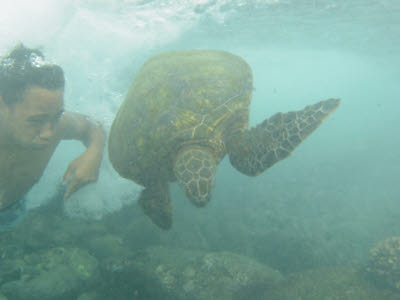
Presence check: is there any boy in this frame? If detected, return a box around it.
[0,44,105,228]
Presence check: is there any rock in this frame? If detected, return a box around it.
[1,247,99,300]
[7,202,109,252]
[365,236,400,290]
[147,247,283,300]
[80,234,130,261]
[77,291,100,300]
[99,246,283,300]
[267,266,400,300]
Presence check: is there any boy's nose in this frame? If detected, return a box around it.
[39,123,54,140]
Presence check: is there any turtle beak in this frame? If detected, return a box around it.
[189,194,211,208]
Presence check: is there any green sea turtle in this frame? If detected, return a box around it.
[108,49,340,229]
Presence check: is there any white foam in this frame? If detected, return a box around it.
[0,0,75,48]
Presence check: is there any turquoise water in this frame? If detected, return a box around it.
[0,0,400,299]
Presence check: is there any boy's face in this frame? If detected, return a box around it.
[1,86,64,149]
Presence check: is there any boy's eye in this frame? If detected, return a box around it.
[29,118,45,124]
[28,112,63,125]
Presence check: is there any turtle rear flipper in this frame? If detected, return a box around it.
[138,182,173,229]
[227,98,341,176]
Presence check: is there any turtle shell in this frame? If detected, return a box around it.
[108,49,253,186]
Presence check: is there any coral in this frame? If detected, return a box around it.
[0,247,99,300]
[366,236,400,290]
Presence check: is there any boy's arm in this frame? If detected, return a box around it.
[57,111,106,199]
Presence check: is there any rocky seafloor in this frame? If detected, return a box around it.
[0,199,399,300]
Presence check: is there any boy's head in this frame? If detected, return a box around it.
[0,44,65,106]
[0,44,65,148]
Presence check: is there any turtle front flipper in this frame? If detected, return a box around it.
[227,98,341,176]
[173,146,217,207]
[138,182,173,230]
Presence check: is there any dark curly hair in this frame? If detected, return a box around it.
[0,44,65,106]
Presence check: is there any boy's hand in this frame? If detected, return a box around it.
[62,150,101,200]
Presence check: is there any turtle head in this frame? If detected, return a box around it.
[173,146,217,207]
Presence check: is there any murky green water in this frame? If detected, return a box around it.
[0,1,399,299]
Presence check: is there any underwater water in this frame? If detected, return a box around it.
[0,0,400,299]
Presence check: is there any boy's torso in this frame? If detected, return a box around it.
[0,142,59,210]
